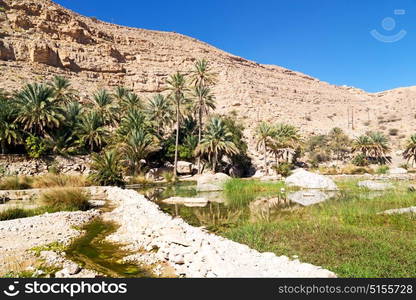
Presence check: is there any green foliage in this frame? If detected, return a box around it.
[403,134,416,164]
[272,162,293,177]
[14,83,65,136]
[25,135,49,158]
[352,153,369,167]
[376,165,390,174]
[0,208,35,221]
[89,150,125,187]
[195,117,239,172]
[352,132,391,165]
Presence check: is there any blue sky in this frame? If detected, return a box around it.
[54,0,416,92]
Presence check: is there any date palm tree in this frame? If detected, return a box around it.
[119,128,156,175]
[146,94,173,136]
[166,72,189,177]
[352,132,390,164]
[255,121,275,175]
[120,92,143,112]
[403,134,416,166]
[0,98,20,154]
[117,108,148,139]
[192,85,216,173]
[76,111,109,152]
[14,83,65,136]
[271,123,301,163]
[90,89,118,126]
[48,76,77,105]
[195,117,239,173]
[190,59,217,87]
[89,150,124,187]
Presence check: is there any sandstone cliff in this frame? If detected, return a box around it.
[1,0,415,158]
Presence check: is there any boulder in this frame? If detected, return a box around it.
[288,190,336,206]
[388,168,408,175]
[285,169,338,190]
[162,197,208,207]
[381,206,416,215]
[357,180,393,191]
[196,173,231,192]
[176,161,194,175]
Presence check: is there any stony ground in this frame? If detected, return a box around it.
[105,187,336,278]
[0,186,336,278]
[0,209,100,276]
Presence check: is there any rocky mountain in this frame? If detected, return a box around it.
[0,0,415,159]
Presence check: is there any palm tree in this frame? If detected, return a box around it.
[192,85,216,173]
[14,83,65,136]
[328,127,351,160]
[166,72,189,177]
[271,123,301,163]
[89,150,124,187]
[0,98,20,154]
[65,101,83,129]
[146,94,173,136]
[76,111,109,152]
[120,92,143,112]
[403,134,416,166]
[117,108,148,139]
[113,86,130,102]
[255,121,275,174]
[195,117,239,172]
[352,132,390,164]
[190,59,217,87]
[90,89,118,126]
[48,76,77,104]
[119,128,156,175]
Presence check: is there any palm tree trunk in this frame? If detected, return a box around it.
[197,106,202,174]
[1,141,5,155]
[264,142,268,175]
[174,100,180,178]
[213,151,217,173]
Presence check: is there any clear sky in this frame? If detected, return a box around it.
[54,0,416,92]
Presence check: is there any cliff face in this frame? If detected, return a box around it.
[1,0,415,153]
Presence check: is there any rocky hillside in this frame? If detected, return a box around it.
[0,0,415,155]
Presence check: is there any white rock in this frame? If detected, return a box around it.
[388,168,408,175]
[288,190,336,206]
[357,180,393,191]
[196,173,231,192]
[285,169,338,190]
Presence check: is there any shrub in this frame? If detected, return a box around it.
[162,171,177,184]
[32,174,89,189]
[127,176,154,185]
[0,208,31,221]
[89,150,125,187]
[25,136,49,158]
[376,165,389,174]
[0,176,33,190]
[352,154,369,167]
[340,165,373,175]
[318,165,340,175]
[272,163,293,177]
[39,188,90,211]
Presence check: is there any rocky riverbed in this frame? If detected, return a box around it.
[0,209,100,277]
[104,187,336,277]
[0,186,336,278]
